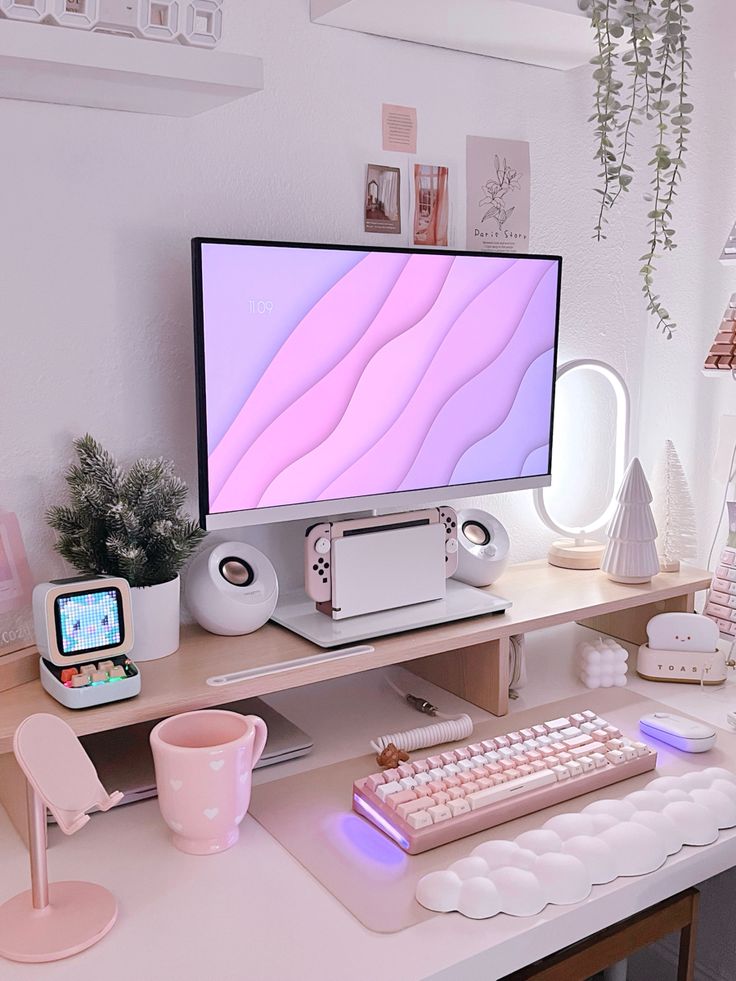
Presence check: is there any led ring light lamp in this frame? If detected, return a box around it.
[534,359,630,570]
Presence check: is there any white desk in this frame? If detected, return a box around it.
[1,621,734,981]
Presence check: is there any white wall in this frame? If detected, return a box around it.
[1,0,655,590]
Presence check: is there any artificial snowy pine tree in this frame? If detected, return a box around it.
[601,458,660,584]
[47,434,206,587]
[653,439,697,572]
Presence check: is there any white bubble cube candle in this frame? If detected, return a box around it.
[578,637,628,688]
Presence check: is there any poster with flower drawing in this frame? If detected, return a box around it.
[466,137,530,253]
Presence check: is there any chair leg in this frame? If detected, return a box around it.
[677,891,699,981]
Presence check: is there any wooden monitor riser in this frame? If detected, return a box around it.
[0,561,710,847]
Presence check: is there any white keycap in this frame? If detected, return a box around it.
[448,798,471,817]
[551,765,570,781]
[564,734,593,749]
[590,753,607,768]
[427,804,452,823]
[582,710,597,721]
[407,809,433,830]
[464,769,556,809]
[581,722,598,734]
[607,739,624,751]
[546,717,570,731]
[606,750,625,765]
[578,756,595,772]
[499,747,515,759]
[569,741,606,759]
[561,726,582,738]
[458,759,476,772]
[429,768,446,781]
[470,756,487,767]
[398,776,417,790]
[483,751,501,763]
[415,771,433,785]
[376,781,402,801]
[632,741,649,757]
[522,739,539,751]
[532,725,547,737]
[442,764,460,776]
[621,746,637,761]
[570,713,586,724]
[564,761,583,777]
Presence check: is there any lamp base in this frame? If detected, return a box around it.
[0,881,117,963]
[548,539,605,571]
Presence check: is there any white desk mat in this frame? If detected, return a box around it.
[248,687,736,934]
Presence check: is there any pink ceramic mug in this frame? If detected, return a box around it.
[150,710,267,855]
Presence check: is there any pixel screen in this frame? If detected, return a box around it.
[55,588,123,655]
[199,243,560,514]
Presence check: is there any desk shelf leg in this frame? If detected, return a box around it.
[406,636,511,717]
[579,591,696,646]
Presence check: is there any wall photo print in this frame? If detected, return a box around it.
[466,137,530,253]
[413,165,449,247]
[364,164,401,234]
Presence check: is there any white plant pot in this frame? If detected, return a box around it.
[129,575,180,662]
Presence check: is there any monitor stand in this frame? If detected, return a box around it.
[272,580,511,648]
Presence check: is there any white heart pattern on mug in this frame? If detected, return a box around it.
[170,779,183,791]
[209,760,225,772]
[170,821,183,832]
[204,807,219,820]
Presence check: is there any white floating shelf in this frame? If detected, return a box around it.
[311,0,593,71]
[0,20,263,116]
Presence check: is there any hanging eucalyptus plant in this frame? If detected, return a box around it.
[578,0,693,339]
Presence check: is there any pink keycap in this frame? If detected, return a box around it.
[396,797,432,820]
[532,725,547,737]
[383,769,400,782]
[592,729,609,742]
[531,760,548,772]
[539,747,555,758]
[414,785,432,798]
[476,778,493,789]
[457,772,473,784]
[514,753,529,766]
[507,732,522,744]
[412,760,429,774]
[462,781,480,794]
[397,764,414,779]
[491,774,507,785]
[500,759,517,772]
[454,747,471,760]
[495,736,510,748]
[504,769,521,781]
[468,743,484,755]
[604,726,622,738]
[546,756,560,767]
[365,773,385,790]
[427,756,443,768]
[481,739,498,752]
[551,742,566,753]
[517,765,534,776]
[444,776,461,788]
[431,792,450,806]
[520,728,535,740]
[557,752,572,764]
[485,763,502,775]
[440,752,457,765]
[526,750,542,762]
[470,767,487,780]
[427,781,445,794]
[386,790,417,809]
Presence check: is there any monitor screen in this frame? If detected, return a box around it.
[193,239,561,529]
[54,587,124,656]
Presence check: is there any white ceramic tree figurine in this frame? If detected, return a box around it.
[601,458,660,584]
[654,439,697,572]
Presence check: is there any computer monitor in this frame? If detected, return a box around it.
[192,239,562,530]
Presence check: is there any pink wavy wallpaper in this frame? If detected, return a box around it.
[200,244,559,513]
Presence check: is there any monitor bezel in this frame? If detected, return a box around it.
[192,237,562,531]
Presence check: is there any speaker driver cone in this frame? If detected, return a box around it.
[461,520,491,547]
[219,557,254,588]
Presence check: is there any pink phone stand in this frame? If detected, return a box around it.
[0,713,123,963]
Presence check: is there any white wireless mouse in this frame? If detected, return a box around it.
[639,712,717,753]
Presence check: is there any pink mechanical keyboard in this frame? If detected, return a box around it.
[352,709,658,854]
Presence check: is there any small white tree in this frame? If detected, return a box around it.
[653,439,697,572]
[601,458,660,583]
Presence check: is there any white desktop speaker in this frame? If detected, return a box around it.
[185,542,278,636]
[452,509,510,587]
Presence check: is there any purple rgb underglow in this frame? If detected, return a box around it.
[199,243,560,514]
